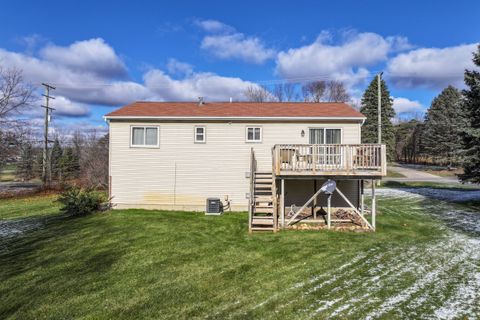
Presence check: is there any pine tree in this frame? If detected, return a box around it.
[460,45,480,183]
[394,120,424,163]
[360,77,396,160]
[60,148,80,182]
[422,86,465,166]
[50,138,63,181]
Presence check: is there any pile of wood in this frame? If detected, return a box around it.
[332,208,364,226]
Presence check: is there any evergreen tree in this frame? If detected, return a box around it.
[422,86,465,166]
[16,142,35,181]
[50,138,63,181]
[60,148,80,182]
[460,45,480,183]
[394,120,425,163]
[360,77,396,160]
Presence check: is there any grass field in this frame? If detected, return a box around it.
[0,164,16,182]
[1,185,479,319]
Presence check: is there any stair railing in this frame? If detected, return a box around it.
[248,147,256,233]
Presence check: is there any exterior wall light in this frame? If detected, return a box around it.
[301,129,305,137]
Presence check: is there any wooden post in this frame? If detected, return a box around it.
[313,180,317,219]
[360,179,364,216]
[372,179,376,230]
[281,179,285,229]
[327,194,331,229]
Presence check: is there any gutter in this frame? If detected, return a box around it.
[103,115,366,121]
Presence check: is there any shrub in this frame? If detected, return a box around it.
[57,187,106,216]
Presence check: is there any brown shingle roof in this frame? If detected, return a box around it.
[105,101,365,119]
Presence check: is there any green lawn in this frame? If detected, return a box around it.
[1,188,479,319]
[386,169,406,178]
[0,194,60,220]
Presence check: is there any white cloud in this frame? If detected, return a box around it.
[194,19,234,34]
[40,38,127,78]
[0,37,258,109]
[195,19,275,64]
[201,33,276,64]
[276,31,408,84]
[143,69,256,101]
[392,97,424,114]
[387,43,478,88]
[166,58,194,76]
[51,96,91,117]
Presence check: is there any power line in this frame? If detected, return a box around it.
[33,72,384,90]
[33,71,466,90]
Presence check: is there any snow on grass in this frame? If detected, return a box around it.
[259,186,480,319]
[377,186,480,203]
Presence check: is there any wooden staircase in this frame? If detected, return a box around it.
[250,172,276,232]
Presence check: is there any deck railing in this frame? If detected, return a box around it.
[273,144,387,176]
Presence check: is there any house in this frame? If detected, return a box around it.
[104,101,386,232]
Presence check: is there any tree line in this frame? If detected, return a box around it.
[243,80,351,103]
[375,45,480,183]
[0,66,109,189]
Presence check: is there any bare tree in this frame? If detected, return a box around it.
[283,83,296,102]
[301,81,326,102]
[80,131,109,188]
[0,67,33,120]
[244,85,272,102]
[325,80,350,102]
[273,84,284,102]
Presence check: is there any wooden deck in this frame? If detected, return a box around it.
[273,144,387,177]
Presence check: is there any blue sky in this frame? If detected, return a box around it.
[1,0,479,132]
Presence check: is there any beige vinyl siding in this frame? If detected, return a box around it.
[109,120,362,211]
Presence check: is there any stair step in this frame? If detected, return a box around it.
[251,218,275,226]
[253,214,273,219]
[251,227,276,231]
[254,208,273,213]
[255,178,272,182]
[254,196,273,202]
[255,184,272,188]
[255,172,272,175]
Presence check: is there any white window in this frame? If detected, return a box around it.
[194,126,206,143]
[246,127,262,143]
[131,126,159,147]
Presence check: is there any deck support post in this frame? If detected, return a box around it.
[327,194,331,229]
[313,180,317,219]
[371,179,376,230]
[360,179,364,216]
[280,178,285,229]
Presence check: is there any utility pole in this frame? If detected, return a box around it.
[377,73,383,187]
[377,72,383,144]
[41,83,56,187]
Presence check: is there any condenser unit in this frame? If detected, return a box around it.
[205,198,223,215]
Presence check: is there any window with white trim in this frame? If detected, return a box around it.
[131,126,159,147]
[309,128,342,165]
[194,126,206,143]
[246,127,262,142]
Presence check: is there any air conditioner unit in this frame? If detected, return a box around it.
[205,198,223,215]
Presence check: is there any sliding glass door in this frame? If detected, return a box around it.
[309,128,342,166]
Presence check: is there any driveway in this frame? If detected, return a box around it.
[386,165,461,184]
[0,181,41,198]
